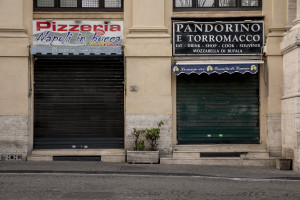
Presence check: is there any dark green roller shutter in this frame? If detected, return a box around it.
[177,72,259,144]
[34,55,124,149]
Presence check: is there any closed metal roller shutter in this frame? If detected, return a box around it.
[177,72,259,144]
[34,55,124,149]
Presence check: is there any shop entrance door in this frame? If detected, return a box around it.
[177,72,259,144]
[34,55,124,149]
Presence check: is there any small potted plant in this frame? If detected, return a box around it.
[145,121,163,151]
[132,128,146,151]
[127,121,164,164]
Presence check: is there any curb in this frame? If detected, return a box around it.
[1,170,300,181]
[0,170,211,177]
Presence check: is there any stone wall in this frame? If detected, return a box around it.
[288,0,297,28]
[125,114,173,157]
[267,114,282,157]
[0,116,29,160]
[281,28,300,171]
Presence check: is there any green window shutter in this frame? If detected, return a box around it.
[177,72,259,144]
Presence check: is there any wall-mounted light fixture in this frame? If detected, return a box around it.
[75,19,82,24]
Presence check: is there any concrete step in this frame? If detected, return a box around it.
[28,149,126,162]
[27,155,52,161]
[241,152,270,159]
[173,144,268,152]
[31,149,124,155]
[173,151,270,159]
[160,157,276,167]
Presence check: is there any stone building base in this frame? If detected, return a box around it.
[125,114,173,157]
[0,115,29,160]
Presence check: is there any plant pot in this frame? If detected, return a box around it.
[275,158,292,170]
[127,151,159,164]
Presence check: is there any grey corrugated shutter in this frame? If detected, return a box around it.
[34,55,124,149]
[177,72,259,144]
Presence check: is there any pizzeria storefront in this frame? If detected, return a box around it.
[31,20,124,150]
[172,20,264,144]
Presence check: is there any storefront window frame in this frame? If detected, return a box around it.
[173,0,262,11]
[34,0,123,12]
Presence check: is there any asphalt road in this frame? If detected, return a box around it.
[1,173,300,200]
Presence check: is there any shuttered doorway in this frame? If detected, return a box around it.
[34,55,124,149]
[177,72,259,144]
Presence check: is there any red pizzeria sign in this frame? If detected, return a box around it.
[32,20,123,55]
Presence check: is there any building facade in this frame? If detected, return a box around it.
[1,0,299,171]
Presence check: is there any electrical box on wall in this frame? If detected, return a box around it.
[130,85,138,92]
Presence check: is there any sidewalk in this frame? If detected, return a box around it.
[0,161,300,180]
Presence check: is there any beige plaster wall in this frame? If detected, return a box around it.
[265,0,288,156]
[271,0,288,28]
[0,0,24,29]
[133,0,165,28]
[0,0,32,116]
[0,0,31,159]
[126,57,172,115]
[267,57,283,113]
[125,38,172,57]
[33,12,123,20]
[0,38,28,57]
[0,57,29,115]
[126,57,171,96]
[265,0,287,115]
[173,11,263,19]
[260,66,268,146]
[125,0,172,115]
